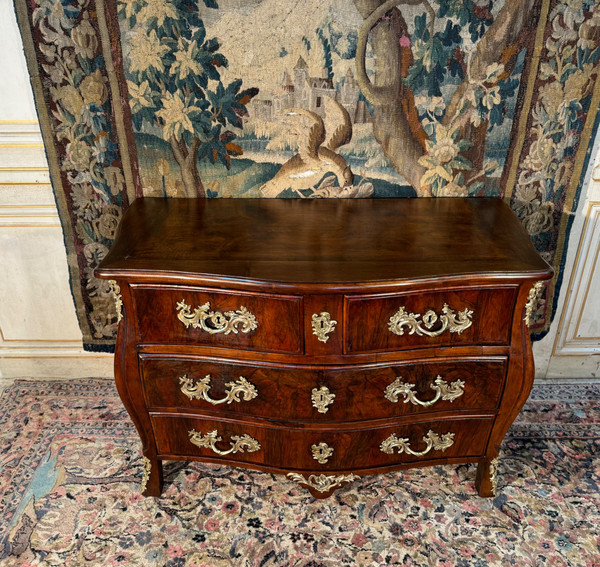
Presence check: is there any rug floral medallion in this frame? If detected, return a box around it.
[12,0,600,349]
[0,379,599,566]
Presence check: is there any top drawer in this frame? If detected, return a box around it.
[345,286,517,353]
[131,285,302,354]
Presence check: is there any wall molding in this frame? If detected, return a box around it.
[0,205,60,226]
[553,201,600,356]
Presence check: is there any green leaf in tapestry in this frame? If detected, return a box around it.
[121,0,258,197]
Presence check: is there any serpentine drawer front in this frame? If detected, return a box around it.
[150,415,494,471]
[95,197,553,499]
[132,285,302,354]
[345,287,518,353]
[140,355,508,422]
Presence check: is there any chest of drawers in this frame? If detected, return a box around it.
[96,197,552,498]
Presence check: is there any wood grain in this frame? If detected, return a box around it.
[96,197,551,285]
[95,197,553,498]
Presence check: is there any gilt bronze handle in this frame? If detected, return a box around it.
[384,375,465,407]
[188,429,261,456]
[380,429,455,456]
[176,299,258,335]
[179,374,258,405]
[388,303,473,337]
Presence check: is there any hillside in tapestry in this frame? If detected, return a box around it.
[118,0,527,199]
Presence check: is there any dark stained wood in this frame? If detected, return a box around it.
[345,286,517,352]
[137,341,511,365]
[95,197,554,498]
[131,284,302,353]
[150,414,494,471]
[96,197,551,285]
[140,355,508,422]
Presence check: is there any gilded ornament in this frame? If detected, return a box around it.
[489,457,499,497]
[140,456,151,493]
[380,429,455,456]
[179,374,258,405]
[311,442,334,464]
[311,312,337,343]
[384,375,465,407]
[188,429,261,456]
[287,473,360,494]
[524,281,545,327]
[176,300,258,335]
[388,303,473,337]
[108,280,123,323]
[311,386,335,414]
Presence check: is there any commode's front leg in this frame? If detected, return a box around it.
[476,455,499,498]
[140,452,164,497]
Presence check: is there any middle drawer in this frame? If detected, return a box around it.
[140,355,507,422]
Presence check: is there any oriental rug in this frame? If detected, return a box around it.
[12,0,600,348]
[0,378,598,566]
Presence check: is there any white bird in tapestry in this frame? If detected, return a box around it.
[260,96,354,197]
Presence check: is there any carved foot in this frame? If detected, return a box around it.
[140,454,164,497]
[476,457,499,498]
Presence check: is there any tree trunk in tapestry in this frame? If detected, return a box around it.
[352,0,537,196]
[169,136,204,197]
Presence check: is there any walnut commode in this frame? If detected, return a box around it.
[96,197,552,498]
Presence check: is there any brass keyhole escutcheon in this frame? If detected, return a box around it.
[311,386,335,414]
[311,442,334,464]
[311,312,337,343]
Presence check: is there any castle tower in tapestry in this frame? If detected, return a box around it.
[252,57,371,124]
[293,56,309,109]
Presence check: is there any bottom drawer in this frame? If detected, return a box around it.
[151,415,494,472]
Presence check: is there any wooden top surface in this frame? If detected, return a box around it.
[96,197,552,284]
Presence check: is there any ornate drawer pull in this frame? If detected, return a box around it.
[188,429,261,456]
[287,473,360,494]
[311,442,334,464]
[388,303,473,337]
[311,386,335,414]
[176,300,258,335]
[384,375,465,407]
[179,374,258,405]
[380,429,455,456]
[311,312,337,343]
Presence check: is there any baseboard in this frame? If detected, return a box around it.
[0,352,113,378]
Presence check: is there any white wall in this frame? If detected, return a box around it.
[533,131,600,379]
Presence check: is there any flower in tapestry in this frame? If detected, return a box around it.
[511,0,600,264]
[119,0,259,198]
[22,0,130,346]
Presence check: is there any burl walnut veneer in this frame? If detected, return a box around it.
[95,197,553,499]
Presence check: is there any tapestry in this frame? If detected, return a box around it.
[1,379,599,565]
[13,0,600,350]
